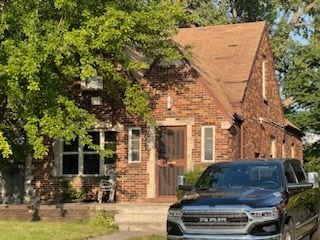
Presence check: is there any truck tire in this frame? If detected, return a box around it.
[282,222,294,240]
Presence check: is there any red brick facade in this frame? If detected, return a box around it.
[241,30,303,160]
[30,22,303,203]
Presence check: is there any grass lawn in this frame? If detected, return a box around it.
[0,220,116,240]
[128,236,166,240]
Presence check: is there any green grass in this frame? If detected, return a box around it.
[128,236,166,240]
[0,220,116,240]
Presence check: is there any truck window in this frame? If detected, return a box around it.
[290,162,306,183]
[195,163,281,190]
[284,164,296,184]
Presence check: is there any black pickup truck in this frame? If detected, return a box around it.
[167,159,320,240]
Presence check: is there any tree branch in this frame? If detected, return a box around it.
[290,1,318,26]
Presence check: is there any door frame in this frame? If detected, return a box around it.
[146,118,194,200]
[155,125,187,197]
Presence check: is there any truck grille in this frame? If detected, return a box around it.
[182,211,248,229]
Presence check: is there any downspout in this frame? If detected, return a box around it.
[240,122,244,159]
[234,113,244,159]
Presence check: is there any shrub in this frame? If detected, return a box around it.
[185,167,203,185]
[176,167,204,200]
[60,180,85,202]
[89,210,118,230]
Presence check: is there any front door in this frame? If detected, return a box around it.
[157,126,186,196]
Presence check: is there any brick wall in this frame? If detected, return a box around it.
[241,30,303,160]
[115,64,238,201]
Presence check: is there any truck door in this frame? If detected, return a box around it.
[290,161,318,236]
[285,162,306,239]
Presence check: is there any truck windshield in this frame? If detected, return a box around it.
[195,162,282,191]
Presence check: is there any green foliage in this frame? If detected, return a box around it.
[0,132,12,158]
[89,210,118,229]
[0,0,186,160]
[176,167,204,200]
[304,141,320,173]
[284,39,320,132]
[60,180,85,202]
[185,167,203,185]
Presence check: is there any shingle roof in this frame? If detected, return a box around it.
[173,21,266,118]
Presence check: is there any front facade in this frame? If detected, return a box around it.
[28,22,302,203]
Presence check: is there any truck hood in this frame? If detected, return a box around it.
[176,188,284,209]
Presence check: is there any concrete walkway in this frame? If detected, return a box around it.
[91,230,165,240]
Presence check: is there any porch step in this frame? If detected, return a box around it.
[113,203,170,233]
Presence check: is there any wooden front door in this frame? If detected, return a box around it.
[157,126,186,196]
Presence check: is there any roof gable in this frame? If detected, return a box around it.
[173,21,266,117]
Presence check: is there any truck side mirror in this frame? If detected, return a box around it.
[307,172,319,188]
[178,175,186,186]
[177,175,193,191]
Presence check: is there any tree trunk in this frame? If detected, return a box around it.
[24,152,34,203]
[231,0,238,19]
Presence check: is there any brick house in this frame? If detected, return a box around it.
[29,21,302,203]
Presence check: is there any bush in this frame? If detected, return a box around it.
[176,167,204,200]
[89,210,118,230]
[60,180,85,202]
[185,167,203,185]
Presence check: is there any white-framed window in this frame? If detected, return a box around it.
[81,76,103,90]
[128,128,141,163]
[201,126,216,162]
[262,59,267,100]
[270,135,276,158]
[60,130,116,176]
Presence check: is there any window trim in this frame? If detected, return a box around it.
[128,127,141,164]
[59,129,116,176]
[201,125,216,162]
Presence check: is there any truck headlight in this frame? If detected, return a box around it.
[249,207,279,219]
[168,209,182,220]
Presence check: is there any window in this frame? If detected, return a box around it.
[291,143,295,158]
[105,131,117,164]
[270,136,276,158]
[291,162,306,183]
[61,130,116,175]
[201,126,215,162]
[284,164,296,184]
[81,76,103,90]
[282,141,286,158]
[128,128,141,163]
[262,59,267,100]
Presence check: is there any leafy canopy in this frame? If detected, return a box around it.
[0,0,185,159]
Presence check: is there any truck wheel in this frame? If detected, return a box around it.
[282,222,294,240]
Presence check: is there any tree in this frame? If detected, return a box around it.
[0,0,185,161]
[0,0,187,202]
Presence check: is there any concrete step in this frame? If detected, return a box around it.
[113,203,170,232]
